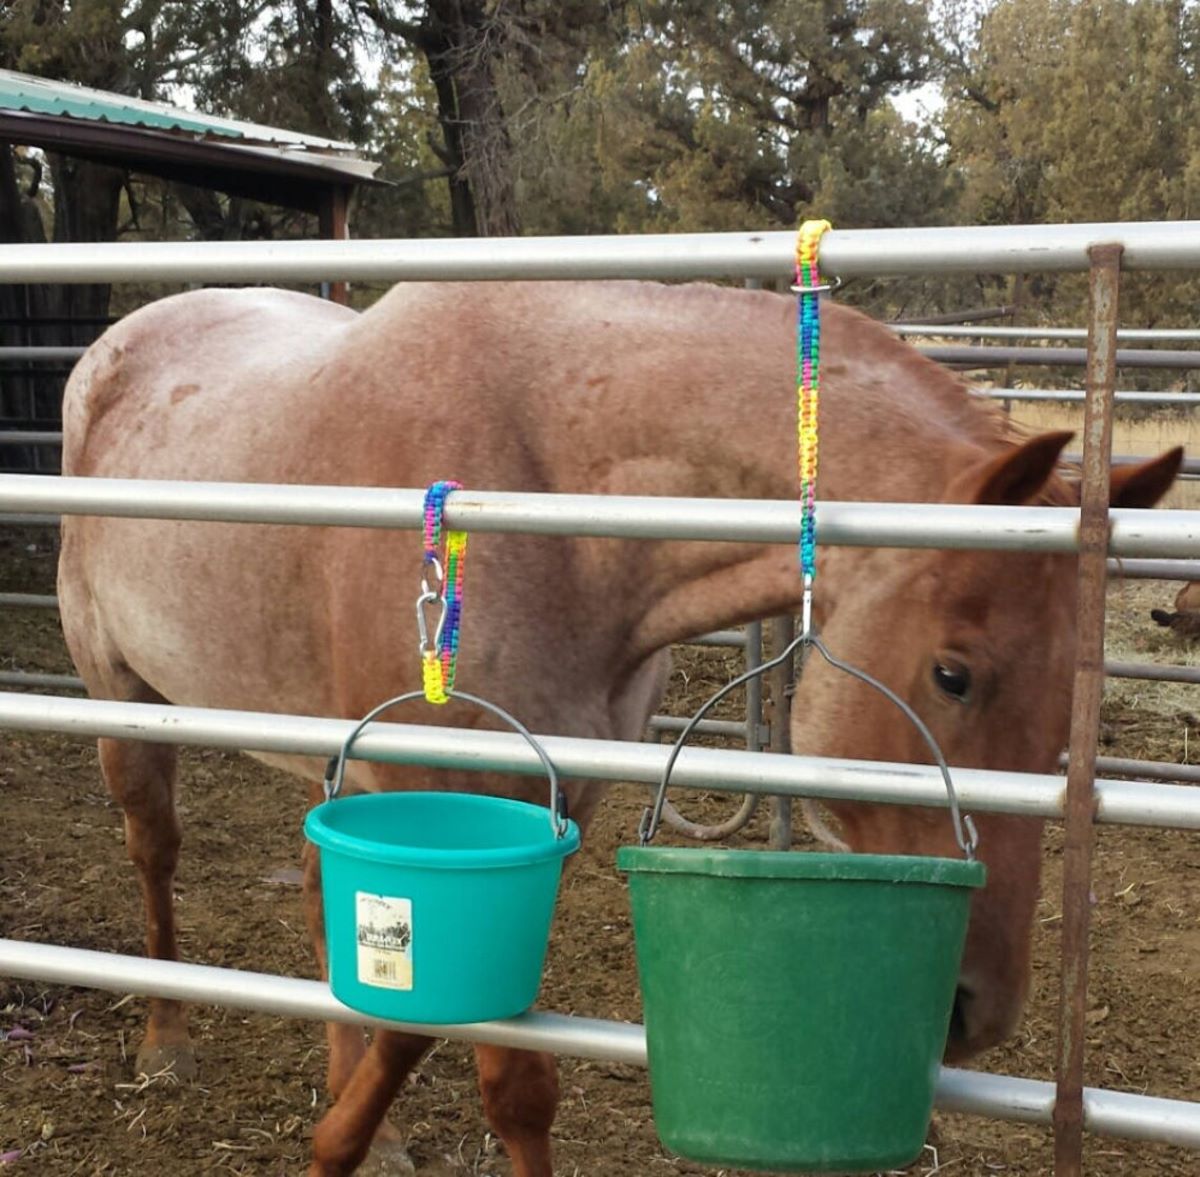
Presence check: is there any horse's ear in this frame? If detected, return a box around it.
[1109,447,1183,508]
[968,431,1075,506]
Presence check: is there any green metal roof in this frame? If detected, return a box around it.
[0,68,356,152]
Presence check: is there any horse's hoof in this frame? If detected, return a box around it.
[135,1041,199,1083]
[356,1140,416,1176]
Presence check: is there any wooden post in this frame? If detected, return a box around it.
[318,186,350,306]
[1052,242,1123,1176]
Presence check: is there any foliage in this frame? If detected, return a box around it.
[4,0,1200,334]
[938,0,1200,335]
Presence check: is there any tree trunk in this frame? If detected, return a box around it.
[419,0,521,237]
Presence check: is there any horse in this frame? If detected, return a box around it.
[1151,579,1200,636]
[57,279,1181,1177]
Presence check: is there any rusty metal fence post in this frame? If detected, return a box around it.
[1052,242,1123,1176]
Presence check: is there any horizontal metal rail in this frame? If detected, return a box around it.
[2,690,1199,829]
[979,389,1200,406]
[1111,559,1200,580]
[923,345,1200,370]
[685,629,746,647]
[4,223,1200,286]
[0,347,84,362]
[0,671,83,691]
[897,325,1200,343]
[0,940,1195,1150]
[647,715,746,738]
[2,475,1199,556]
[1105,662,1200,685]
[0,593,59,609]
[0,514,60,526]
[3,659,1194,700]
[0,431,65,446]
[1095,757,1200,785]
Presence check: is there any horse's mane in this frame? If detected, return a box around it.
[647,281,1084,508]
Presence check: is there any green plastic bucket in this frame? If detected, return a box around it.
[305,689,580,1024]
[617,846,985,1172]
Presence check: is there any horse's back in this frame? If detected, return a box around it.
[58,288,366,720]
[62,287,356,481]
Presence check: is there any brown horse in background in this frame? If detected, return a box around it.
[1151,579,1200,637]
[57,280,1181,1176]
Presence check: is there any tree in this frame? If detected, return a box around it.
[939,0,1200,332]
[578,0,952,235]
[355,1,627,237]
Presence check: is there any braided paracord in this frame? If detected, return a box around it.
[794,220,832,644]
[795,219,831,587]
[421,480,466,703]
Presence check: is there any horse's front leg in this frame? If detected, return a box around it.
[475,1044,559,1177]
[302,794,418,1174]
[309,1028,434,1176]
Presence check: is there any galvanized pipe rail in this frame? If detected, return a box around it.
[3,474,1199,556]
[4,222,1200,284]
[0,431,66,445]
[981,389,1200,405]
[7,669,1199,787]
[896,325,1200,344]
[3,690,1200,829]
[0,224,1190,290]
[0,939,1196,1150]
[14,659,1200,696]
[924,345,1200,370]
[0,347,83,362]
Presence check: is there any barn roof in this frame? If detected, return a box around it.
[0,68,382,214]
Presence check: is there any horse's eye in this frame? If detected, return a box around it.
[933,661,972,702]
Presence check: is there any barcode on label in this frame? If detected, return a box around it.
[355,891,414,990]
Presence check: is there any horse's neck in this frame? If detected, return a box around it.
[540,289,996,661]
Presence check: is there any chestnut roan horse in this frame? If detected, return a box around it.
[58,281,1181,1176]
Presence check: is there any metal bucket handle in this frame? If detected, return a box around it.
[639,631,979,861]
[323,688,570,839]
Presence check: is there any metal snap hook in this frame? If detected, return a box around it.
[420,555,445,597]
[415,589,447,654]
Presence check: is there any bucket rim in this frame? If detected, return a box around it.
[305,791,581,870]
[616,845,985,888]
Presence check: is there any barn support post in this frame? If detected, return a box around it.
[318,185,351,305]
[1053,241,1123,1174]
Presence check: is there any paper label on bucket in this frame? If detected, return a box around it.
[355,892,413,990]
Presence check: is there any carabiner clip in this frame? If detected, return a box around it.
[415,589,447,654]
[420,555,445,597]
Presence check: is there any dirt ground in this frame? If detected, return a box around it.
[1,524,1199,1176]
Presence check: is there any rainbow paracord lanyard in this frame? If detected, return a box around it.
[794,218,832,636]
[418,480,467,703]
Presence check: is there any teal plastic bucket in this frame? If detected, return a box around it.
[618,847,985,1172]
[306,791,580,1023]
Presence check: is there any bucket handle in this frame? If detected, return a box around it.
[324,689,571,839]
[639,631,978,861]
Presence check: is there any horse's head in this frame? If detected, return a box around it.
[790,431,1182,1062]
